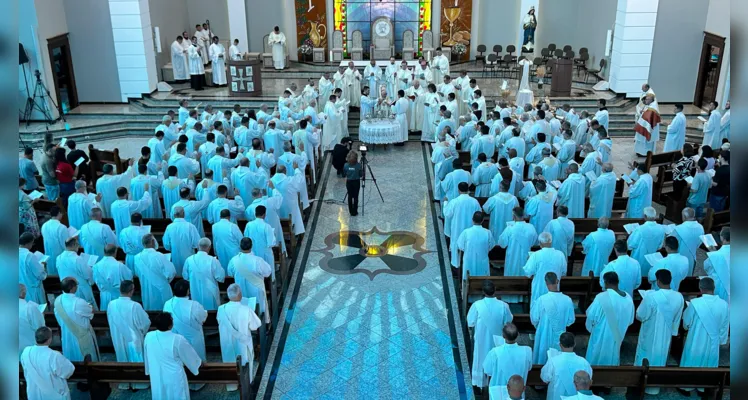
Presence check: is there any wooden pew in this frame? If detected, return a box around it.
[20,355,254,400]
[644,150,682,172]
[703,207,730,233]
[88,145,130,185]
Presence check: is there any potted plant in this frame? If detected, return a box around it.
[453,43,467,62]
[298,39,313,62]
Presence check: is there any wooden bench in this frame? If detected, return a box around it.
[644,150,682,173]
[88,145,130,186]
[703,207,730,233]
[20,355,254,400]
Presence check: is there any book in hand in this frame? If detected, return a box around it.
[663,224,676,235]
[684,176,694,185]
[550,180,562,189]
[707,169,716,178]
[621,174,634,184]
[59,137,67,147]
[67,227,79,238]
[700,233,718,248]
[644,252,664,266]
[28,191,44,200]
[697,116,707,123]
[623,223,640,235]
[74,157,86,166]
[79,254,99,267]
[585,171,598,182]
[34,251,49,264]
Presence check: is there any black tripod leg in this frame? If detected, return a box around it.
[365,161,384,202]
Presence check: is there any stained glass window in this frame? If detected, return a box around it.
[334,0,432,57]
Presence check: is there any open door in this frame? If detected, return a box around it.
[47,33,78,113]
[693,31,724,108]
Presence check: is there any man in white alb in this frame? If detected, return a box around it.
[218,284,263,391]
[53,277,100,362]
[106,280,151,389]
[163,280,208,390]
[467,280,513,389]
[209,36,227,86]
[530,272,575,365]
[268,26,287,70]
[585,271,635,366]
[171,36,189,82]
[20,327,75,400]
[144,312,202,400]
[18,284,45,357]
[229,38,242,60]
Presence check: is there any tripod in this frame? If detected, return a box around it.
[22,69,64,127]
[343,151,384,216]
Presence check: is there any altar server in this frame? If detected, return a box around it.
[467,280,513,388]
[111,186,152,234]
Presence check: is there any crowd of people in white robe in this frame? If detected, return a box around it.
[428,97,730,398]
[18,96,334,398]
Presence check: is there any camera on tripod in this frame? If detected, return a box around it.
[359,144,368,156]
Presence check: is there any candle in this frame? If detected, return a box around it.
[428,51,431,61]
[329,50,333,62]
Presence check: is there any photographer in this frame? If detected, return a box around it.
[344,150,363,216]
[332,137,353,177]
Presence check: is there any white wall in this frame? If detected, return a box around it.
[149,0,190,71]
[64,0,122,102]
[187,0,229,41]
[246,0,285,53]
[108,0,159,101]
[31,0,69,118]
[475,0,519,55]
[705,0,729,104]
[648,0,708,102]
[19,0,44,118]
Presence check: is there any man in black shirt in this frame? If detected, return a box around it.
[709,150,729,211]
[332,137,353,178]
[65,139,89,180]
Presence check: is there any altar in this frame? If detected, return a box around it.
[359,119,402,145]
[339,60,420,68]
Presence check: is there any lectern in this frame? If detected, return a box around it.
[551,58,573,97]
[227,59,263,97]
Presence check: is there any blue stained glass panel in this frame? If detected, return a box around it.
[371,2,395,20]
[394,22,418,41]
[347,3,371,21]
[395,3,419,21]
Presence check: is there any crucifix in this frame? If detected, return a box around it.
[233,68,252,90]
[308,0,314,12]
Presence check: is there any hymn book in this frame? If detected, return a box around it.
[644,252,664,266]
[700,234,718,248]
[28,191,44,200]
[623,223,640,235]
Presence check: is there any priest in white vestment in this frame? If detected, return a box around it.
[523,232,567,308]
[144,312,202,400]
[163,207,200,277]
[343,62,363,107]
[557,164,585,218]
[648,237,689,291]
[118,214,152,271]
[19,234,48,304]
[704,227,730,303]
[228,238,274,316]
[669,208,704,276]
[183,239,226,311]
[585,271,635,366]
[540,332,593,400]
[322,96,346,150]
[679,277,729,394]
[530,272,575,365]
[244,205,278,278]
[268,27,287,70]
[363,60,382,99]
[67,180,101,229]
[482,324,532,389]
[134,234,176,310]
[163,279,209,383]
[457,212,495,279]
[625,164,653,218]
[430,48,450,86]
[110,186,152,234]
[467,280,513,388]
[600,240,642,298]
[587,163,617,218]
[56,238,97,309]
[405,79,426,131]
[209,36,227,85]
[93,245,133,311]
[421,84,441,141]
[524,181,555,239]
[543,206,575,258]
[444,183,481,268]
[131,164,164,219]
[627,207,666,277]
[207,185,245,225]
[20,327,75,400]
[218,284,263,390]
[171,36,189,81]
[483,180,519,240]
[77,208,117,259]
[498,208,538,302]
[581,217,616,277]
[701,101,722,149]
[635,269,684,395]
[663,103,687,152]
[95,161,135,218]
[271,165,307,235]
[53,277,99,361]
[106,280,151,389]
[18,284,45,356]
[212,210,244,269]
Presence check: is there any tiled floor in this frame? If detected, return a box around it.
[257,144,471,399]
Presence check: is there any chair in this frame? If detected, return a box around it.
[500,54,513,78]
[423,30,435,54]
[575,52,589,75]
[531,57,544,81]
[350,30,364,61]
[541,48,550,60]
[493,45,502,57]
[563,45,572,53]
[331,30,344,62]
[565,50,575,59]
[370,37,394,60]
[484,54,498,77]
[506,45,517,62]
[585,58,607,82]
[403,30,415,61]
[554,49,563,58]
[475,44,487,64]
[546,58,556,80]
[548,43,557,53]
[261,34,273,67]
[579,47,589,55]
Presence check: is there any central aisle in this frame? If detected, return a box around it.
[258,144,471,399]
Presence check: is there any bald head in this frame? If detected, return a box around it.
[573,370,592,391]
[198,238,211,251]
[597,216,609,229]
[227,283,242,300]
[682,207,695,221]
[507,375,525,398]
[538,232,552,247]
[602,163,614,173]
[173,206,185,218]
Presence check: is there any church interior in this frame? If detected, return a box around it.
[17,0,731,399]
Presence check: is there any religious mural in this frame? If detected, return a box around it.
[439,0,472,61]
[334,0,433,58]
[295,0,328,60]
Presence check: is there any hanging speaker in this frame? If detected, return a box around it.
[19,43,29,65]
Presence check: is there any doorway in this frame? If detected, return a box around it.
[47,33,78,113]
[693,32,724,108]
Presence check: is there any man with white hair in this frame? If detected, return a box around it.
[563,371,603,399]
[498,207,538,303]
[704,227,730,303]
[543,206,575,258]
[183,238,226,311]
[154,115,179,147]
[78,207,117,258]
[20,326,75,399]
[669,207,704,276]
[106,280,151,390]
[530,272,575,365]
[96,159,136,217]
[111,186,152,234]
[244,205,278,279]
[92,244,133,311]
[56,237,98,309]
[523,232,567,308]
[67,180,102,229]
[163,207,200,277]
[134,233,176,310]
[581,217,616,277]
[19,284,45,356]
[588,163,617,218]
[586,271,634,367]
[212,209,244,269]
[625,164,653,218]
[627,206,666,277]
[557,163,585,218]
[218,283,263,391]
[444,182,481,270]
[54,277,99,361]
[228,238,273,317]
[524,181,555,239]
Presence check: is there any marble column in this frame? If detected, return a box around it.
[227,0,248,53]
[282,0,298,61]
[609,0,659,97]
[108,0,158,101]
[469,0,480,57]
[432,0,441,48]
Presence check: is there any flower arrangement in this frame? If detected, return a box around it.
[453,43,467,55]
[299,43,313,56]
[536,65,546,88]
